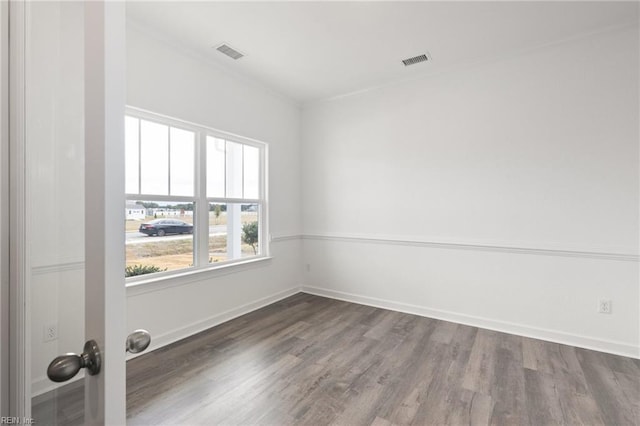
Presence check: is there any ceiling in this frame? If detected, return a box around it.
[126,1,639,104]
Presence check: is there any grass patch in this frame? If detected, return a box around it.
[126,234,257,273]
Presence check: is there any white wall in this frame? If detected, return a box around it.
[125,26,303,353]
[301,26,640,357]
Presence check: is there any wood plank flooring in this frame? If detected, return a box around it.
[34,293,640,425]
[125,293,639,425]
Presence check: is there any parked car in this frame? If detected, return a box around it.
[139,219,193,237]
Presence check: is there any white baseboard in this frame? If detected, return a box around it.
[127,286,302,361]
[301,285,640,359]
[31,372,84,399]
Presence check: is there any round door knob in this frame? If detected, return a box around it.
[47,354,83,383]
[126,329,151,354]
[47,340,101,382]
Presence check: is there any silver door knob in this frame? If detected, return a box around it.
[47,340,101,383]
[126,329,151,354]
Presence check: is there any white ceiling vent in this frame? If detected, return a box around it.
[402,53,430,66]
[215,43,244,60]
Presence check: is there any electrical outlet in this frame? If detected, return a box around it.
[598,300,612,314]
[43,323,58,342]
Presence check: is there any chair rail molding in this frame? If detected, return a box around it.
[302,232,639,262]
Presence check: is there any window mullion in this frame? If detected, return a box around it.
[137,118,141,194]
[167,125,171,195]
[241,144,245,198]
[260,146,268,256]
[196,130,209,267]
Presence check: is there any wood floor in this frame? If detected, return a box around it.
[126,293,639,425]
[35,293,639,425]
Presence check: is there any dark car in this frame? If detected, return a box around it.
[139,219,193,237]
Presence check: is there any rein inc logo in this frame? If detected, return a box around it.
[0,418,34,425]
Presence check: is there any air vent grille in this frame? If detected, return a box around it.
[402,54,429,66]
[216,44,244,60]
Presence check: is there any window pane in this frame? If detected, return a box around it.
[125,116,139,194]
[125,200,194,275]
[208,202,259,263]
[170,127,194,196]
[140,120,169,195]
[226,141,243,198]
[240,203,260,259]
[208,203,227,263]
[243,145,259,199]
[206,136,225,198]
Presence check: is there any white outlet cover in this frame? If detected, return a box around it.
[43,323,58,342]
[598,300,612,314]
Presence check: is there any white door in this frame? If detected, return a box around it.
[9,1,128,424]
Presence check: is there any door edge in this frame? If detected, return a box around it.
[0,0,9,416]
[7,0,31,419]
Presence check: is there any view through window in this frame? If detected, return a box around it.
[125,110,266,279]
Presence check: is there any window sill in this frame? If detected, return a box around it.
[126,256,273,296]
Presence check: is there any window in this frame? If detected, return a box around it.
[125,108,267,279]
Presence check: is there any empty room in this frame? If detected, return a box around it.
[1,1,639,425]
